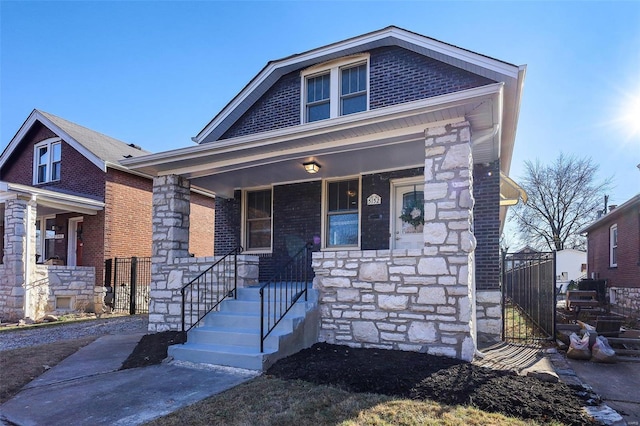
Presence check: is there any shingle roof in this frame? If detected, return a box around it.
[38,110,152,163]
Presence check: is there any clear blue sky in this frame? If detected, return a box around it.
[2,1,639,209]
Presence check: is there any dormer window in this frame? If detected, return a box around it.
[302,54,369,123]
[33,138,62,184]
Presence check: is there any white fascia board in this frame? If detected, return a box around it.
[106,161,154,179]
[126,83,504,173]
[0,110,106,173]
[0,180,105,212]
[193,27,522,144]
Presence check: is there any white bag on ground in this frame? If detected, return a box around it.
[591,335,617,363]
[567,332,591,360]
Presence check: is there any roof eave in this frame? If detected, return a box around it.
[0,110,107,173]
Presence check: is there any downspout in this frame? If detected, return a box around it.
[472,124,500,148]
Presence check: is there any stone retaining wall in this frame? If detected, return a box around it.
[475,289,502,343]
[29,265,97,318]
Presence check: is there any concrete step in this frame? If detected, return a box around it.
[187,325,287,350]
[168,342,276,371]
[170,286,319,371]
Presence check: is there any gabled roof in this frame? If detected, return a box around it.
[0,109,151,173]
[193,25,526,173]
[580,193,640,234]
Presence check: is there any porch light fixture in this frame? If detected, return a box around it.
[303,161,321,174]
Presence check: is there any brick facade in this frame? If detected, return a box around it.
[472,161,501,290]
[1,121,106,199]
[218,46,495,141]
[586,202,640,289]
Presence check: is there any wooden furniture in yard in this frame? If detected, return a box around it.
[566,290,600,312]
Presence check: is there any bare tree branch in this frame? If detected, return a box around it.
[510,153,611,251]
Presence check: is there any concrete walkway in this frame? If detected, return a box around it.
[0,333,259,426]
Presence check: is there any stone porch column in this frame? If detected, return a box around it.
[150,174,190,332]
[1,196,37,320]
[422,121,476,360]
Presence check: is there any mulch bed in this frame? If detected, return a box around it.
[123,334,597,425]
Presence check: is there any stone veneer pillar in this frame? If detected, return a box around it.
[1,197,37,320]
[422,121,476,360]
[149,175,190,332]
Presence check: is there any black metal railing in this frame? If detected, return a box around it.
[259,242,313,352]
[180,247,242,332]
[104,257,151,314]
[502,251,556,342]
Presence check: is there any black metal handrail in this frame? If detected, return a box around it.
[180,246,243,332]
[259,242,313,352]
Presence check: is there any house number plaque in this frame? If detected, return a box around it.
[367,194,382,205]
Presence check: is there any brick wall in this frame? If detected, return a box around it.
[189,193,215,257]
[587,204,640,289]
[472,161,500,290]
[215,46,495,141]
[361,168,424,250]
[214,190,241,255]
[221,71,301,139]
[368,46,494,109]
[104,169,153,259]
[1,121,106,199]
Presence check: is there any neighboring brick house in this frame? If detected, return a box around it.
[581,193,640,313]
[0,109,215,321]
[124,26,527,361]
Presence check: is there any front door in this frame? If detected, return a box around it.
[391,179,424,250]
[68,217,84,266]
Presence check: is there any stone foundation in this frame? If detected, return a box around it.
[475,289,502,343]
[609,287,640,316]
[313,248,473,359]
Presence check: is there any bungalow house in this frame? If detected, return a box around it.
[0,110,215,321]
[581,193,640,314]
[122,26,527,368]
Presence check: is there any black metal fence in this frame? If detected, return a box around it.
[502,251,556,342]
[104,257,151,314]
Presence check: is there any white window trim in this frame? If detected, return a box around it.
[33,137,62,185]
[67,216,84,266]
[35,215,56,262]
[300,54,370,123]
[321,176,362,250]
[610,223,618,267]
[241,187,274,254]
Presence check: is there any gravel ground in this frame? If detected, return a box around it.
[0,315,148,351]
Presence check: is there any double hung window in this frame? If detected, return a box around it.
[326,179,359,248]
[34,138,61,184]
[244,189,272,251]
[303,55,369,123]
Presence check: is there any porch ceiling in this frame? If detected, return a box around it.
[123,84,504,198]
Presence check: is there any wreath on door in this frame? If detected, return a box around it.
[399,187,424,228]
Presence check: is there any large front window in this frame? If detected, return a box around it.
[245,189,272,251]
[34,138,62,184]
[326,179,359,247]
[303,55,369,123]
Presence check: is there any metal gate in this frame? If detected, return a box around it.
[104,257,151,314]
[502,251,556,342]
